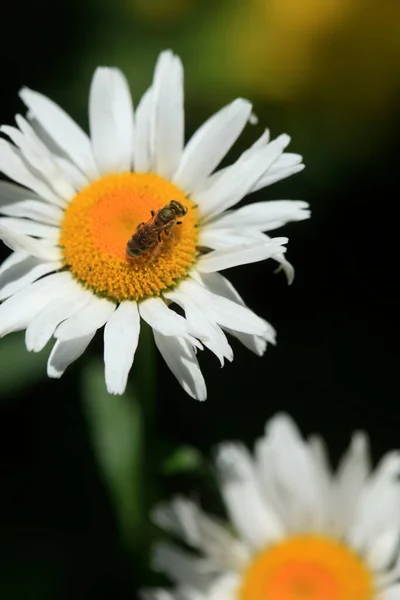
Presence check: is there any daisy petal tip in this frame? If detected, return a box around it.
[19,87,39,109]
[352,430,368,449]
[25,338,38,353]
[295,163,306,175]
[249,112,259,125]
[275,236,289,245]
[160,48,174,59]
[108,387,123,396]
[266,412,299,438]
[188,379,207,402]
[18,86,30,100]
[94,65,125,80]
[274,133,291,149]
[47,364,62,379]
[225,97,252,117]
[285,269,295,286]
[105,379,127,396]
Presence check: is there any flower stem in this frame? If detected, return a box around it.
[82,323,157,554]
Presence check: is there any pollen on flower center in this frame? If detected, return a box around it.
[60,173,199,302]
[240,535,374,600]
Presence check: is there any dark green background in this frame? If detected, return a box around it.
[0,0,399,598]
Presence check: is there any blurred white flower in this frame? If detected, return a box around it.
[148,414,400,600]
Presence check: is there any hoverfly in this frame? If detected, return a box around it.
[126,200,188,258]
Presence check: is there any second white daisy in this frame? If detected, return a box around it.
[149,414,400,600]
[0,50,308,399]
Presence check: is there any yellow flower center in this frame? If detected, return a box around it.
[240,535,374,600]
[60,173,199,302]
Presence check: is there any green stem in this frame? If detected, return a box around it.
[82,324,157,554]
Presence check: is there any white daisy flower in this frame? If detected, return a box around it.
[0,51,308,400]
[148,414,400,600]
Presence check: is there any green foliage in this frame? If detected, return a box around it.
[82,358,144,548]
[162,445,204,476]
[0,333,47,397]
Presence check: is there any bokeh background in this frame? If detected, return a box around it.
[1,0,399,597]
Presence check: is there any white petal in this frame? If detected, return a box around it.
[4,115,75,201]
[264,414,327,531]
[0,271,75,337]
[0,140,63,205]
[153,331,207,401]
[0,225,61,261]
[380,585,400,600]
[0,255,61,300]
[208,574,241,600]
[196,238,288,273]
[139,296,202,346]
[0,217,59,240]
[104,301,140,395]
[47,333,95,378]
[19,87,99,180]
[197,134,291,219]
[141,590,176,600]
[0,199,64,224]
[16,115,77,199]
[377,555,400,588]
[198,271,276,352]
[152,51,184,179]
[134,86,154,172]
[366,528,400,572]
[180,304,233,367]
[305,434,333,531]
[196,271,246,304]
[332,432,370,536]
[175,278,269,336]
[195,129,271,193]
[0,180,40,204]
[216,443,284,548]
[253,163,305,190]
[54,295,116,341]
[273,253,295,285]
[153,542,210,589]
[224,327,271,355]
[200,232,292,288]
[173,99,252,193]
[348,452,400,552]
[204,200,310,232]
[25,284,93,352]
[268,151,303,169]
[0,251,27,277]
[165,288,233,366]
[26,112,91,190]
[54,156,89,190]
[89,67,134,174]
[254,435,290,525]
[199,228,266,250]
[246,128,270,150]
[153,498,250,571]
